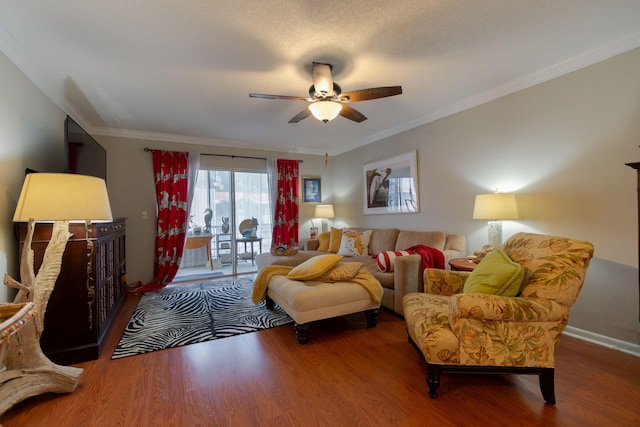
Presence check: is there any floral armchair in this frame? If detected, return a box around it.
[403,232,594,404]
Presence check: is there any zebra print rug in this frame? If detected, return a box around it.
[112,278,292,359]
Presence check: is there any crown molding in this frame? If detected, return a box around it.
[333,32,640,156]
[90,126,322,156]
[2,25,639,158]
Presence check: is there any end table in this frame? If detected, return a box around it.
[449,258,478,272]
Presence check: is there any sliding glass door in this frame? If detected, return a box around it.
[177,168,271,279]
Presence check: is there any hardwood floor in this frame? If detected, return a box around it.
[2,289,639,427]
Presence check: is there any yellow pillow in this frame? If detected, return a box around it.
[328,227,343,253]
[317,232,330,252]
[287,254,343,281]
[320,262,364,282]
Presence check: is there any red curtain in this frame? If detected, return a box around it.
[272,159,299,247]
[140,150,189,292]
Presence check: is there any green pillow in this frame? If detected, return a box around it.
[463,249,524,296]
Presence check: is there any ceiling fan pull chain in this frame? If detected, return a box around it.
[324,122,329,166]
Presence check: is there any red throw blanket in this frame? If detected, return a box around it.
[405,245,445,269]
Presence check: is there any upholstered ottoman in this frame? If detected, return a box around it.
[252,255,384,344]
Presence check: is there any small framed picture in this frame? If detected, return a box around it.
[302,177,321,203]
[310,227,318,239]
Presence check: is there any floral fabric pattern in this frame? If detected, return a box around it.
[272,159,299,247]
[141,150,189,292]
[337,229,373,256]
[404,232,594,368]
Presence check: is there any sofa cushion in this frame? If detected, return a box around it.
[463,249,524,297]
[338,229,373,256]
[328,227,343,253]
[368,228,400,255]
[376,250,416,272]
[317,232,330,252]
[320,262,365,282]
[396,231,446,252]
[287,254,343,281]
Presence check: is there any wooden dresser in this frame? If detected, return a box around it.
[17,218,127,364]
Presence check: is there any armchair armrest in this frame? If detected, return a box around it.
[393,254,423,315]
[449,294,569,367]
[424,268,469,296]
[451,294,568,323]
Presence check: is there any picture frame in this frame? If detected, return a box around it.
[302,176,322,204]
[363,150,419,215]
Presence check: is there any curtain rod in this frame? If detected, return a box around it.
[143,147,303,163]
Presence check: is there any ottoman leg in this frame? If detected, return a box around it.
[265,295,275,310]
[365,309,379,328]
[294,323,310,344]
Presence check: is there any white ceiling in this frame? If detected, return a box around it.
[1,1,640,156]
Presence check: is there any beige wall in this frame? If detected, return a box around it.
[97,135,329,285]
[1,44,638,345]
[334,48,640,343]
[0,51,65,303]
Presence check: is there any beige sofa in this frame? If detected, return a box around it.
[256,228,466,316]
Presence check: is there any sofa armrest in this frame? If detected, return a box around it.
[302,238,319,251]
[451,294,568,323]
[393,254,423,316]
[424,268,469,296]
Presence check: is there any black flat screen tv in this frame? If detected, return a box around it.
[64,115,107,181]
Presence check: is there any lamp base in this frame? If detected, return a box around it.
[487,220,503,248]
[321,220,329,233]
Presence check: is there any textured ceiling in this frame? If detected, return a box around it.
[1,1,639,155]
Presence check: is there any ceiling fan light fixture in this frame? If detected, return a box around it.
[308,101,343,122]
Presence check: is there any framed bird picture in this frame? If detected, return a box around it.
[363,151,419,215]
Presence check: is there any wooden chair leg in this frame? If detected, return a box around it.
[294,323,310,344]
[365,309,379,328]
[426,365,442,399]
[265,296,275,309]
[539,369,556,405]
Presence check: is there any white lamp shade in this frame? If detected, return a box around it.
[314,204,335,219]
[13,173,113,222]
[473,194,519,220]
[308,101,343,122]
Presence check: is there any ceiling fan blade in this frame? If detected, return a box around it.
[249,93,311,101]
[312,62,333,97]
[339,86,402,102]
[288,108,312,123]
[339,105,367,122]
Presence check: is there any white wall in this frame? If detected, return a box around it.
[0,51,65,303]
[333,48,640,344]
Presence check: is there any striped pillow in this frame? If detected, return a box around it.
[376,250,416,272]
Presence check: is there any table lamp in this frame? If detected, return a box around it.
[314,204,335,233]
[1,173,112,413]
[473,193,519,248]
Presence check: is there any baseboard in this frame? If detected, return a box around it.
[563,326,640,357]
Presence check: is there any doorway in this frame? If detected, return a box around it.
[175,169,272,280]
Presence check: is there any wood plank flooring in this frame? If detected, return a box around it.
[2,288,639,427]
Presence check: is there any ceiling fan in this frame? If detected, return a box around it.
[249,62,402,123]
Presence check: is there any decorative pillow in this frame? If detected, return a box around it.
[338,229,373,257]
[463,249,524,297]
[287,254,343,281]
[317,232,330,252]
[376,250,416,272]
[328,227,343,253]
[320,262,365,282]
